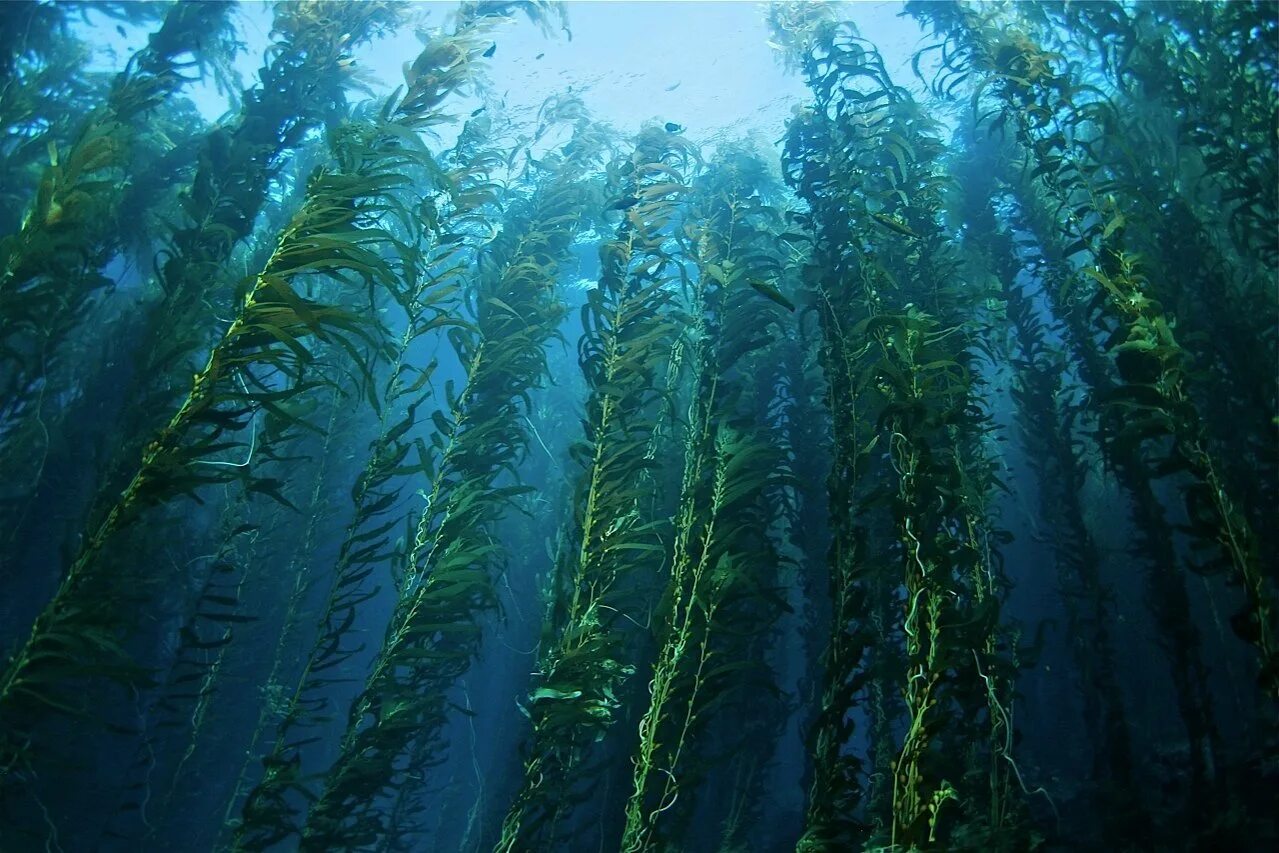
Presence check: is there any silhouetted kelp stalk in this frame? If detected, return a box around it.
[213,395,361,844]
[952,128,1142,838]
[908,0,1275,708]
[1005,161,1230,813]
[129,0,402,394]
[880,312,982,847]
[671,160,798,851]
[1019,1,1278,563]
[0,3,402,583]
[908,3,1279,816]
[92,397,352,847]
[0,0,234,310]
[620,149,790,851]
[759,307,837,846]
[226,425,344,801]
[1005,247,1143,831]
[227,173,463,849]
[494,125,698,853]
[141,496,267,836]
[0,2,144,234]
[136,393,348,849]
[751,197,836,808]
[87,488,266,847]
[917,133,1030,844]
[649,423,788,838]
[0,111,222,573]
[771,8,888,847]
[0,0,237,496]
[950,422,1025,837]
[362,102,613,853]
[1088,0,1278,273]
[0,41,439,804]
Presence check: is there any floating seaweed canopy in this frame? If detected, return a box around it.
[0,1,1275,849]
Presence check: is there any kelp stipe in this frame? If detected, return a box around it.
[0,1,239,540]
[226,12,546,849]
[950,128,1143,842]
[85,1,405,540]
[0,2,120,233]
[495,124,698,852]
[905,8,1268,827]
[768,11,881,848]
[909,0,1274,703]
[299,100,595,853]
[1021,2,1278,532]
[620,146,791,851]
[773,7,1026,847]
[0,50,421,812]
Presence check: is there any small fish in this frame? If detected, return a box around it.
[470,107,486,118]
[535,52,545,60]
[664,82,681,92]
[664,122,683,134]
[337,56,356,69]
[748,279,796,312]
[870,212,919,239]
[608,195,639,211]
[116,24,127,38]
[482,43,496,58]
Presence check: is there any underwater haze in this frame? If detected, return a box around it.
[0,1,1276,851]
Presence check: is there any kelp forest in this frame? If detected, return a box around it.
[0,1,1275,850]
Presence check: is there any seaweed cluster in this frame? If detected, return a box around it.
[0,1,1274,851]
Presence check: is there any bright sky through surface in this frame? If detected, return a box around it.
[76,1,936,150]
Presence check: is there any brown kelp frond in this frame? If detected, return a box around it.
[99,0,411,493]
[782,22,1022,848]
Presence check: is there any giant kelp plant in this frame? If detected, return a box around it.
[0,1,1274,851]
